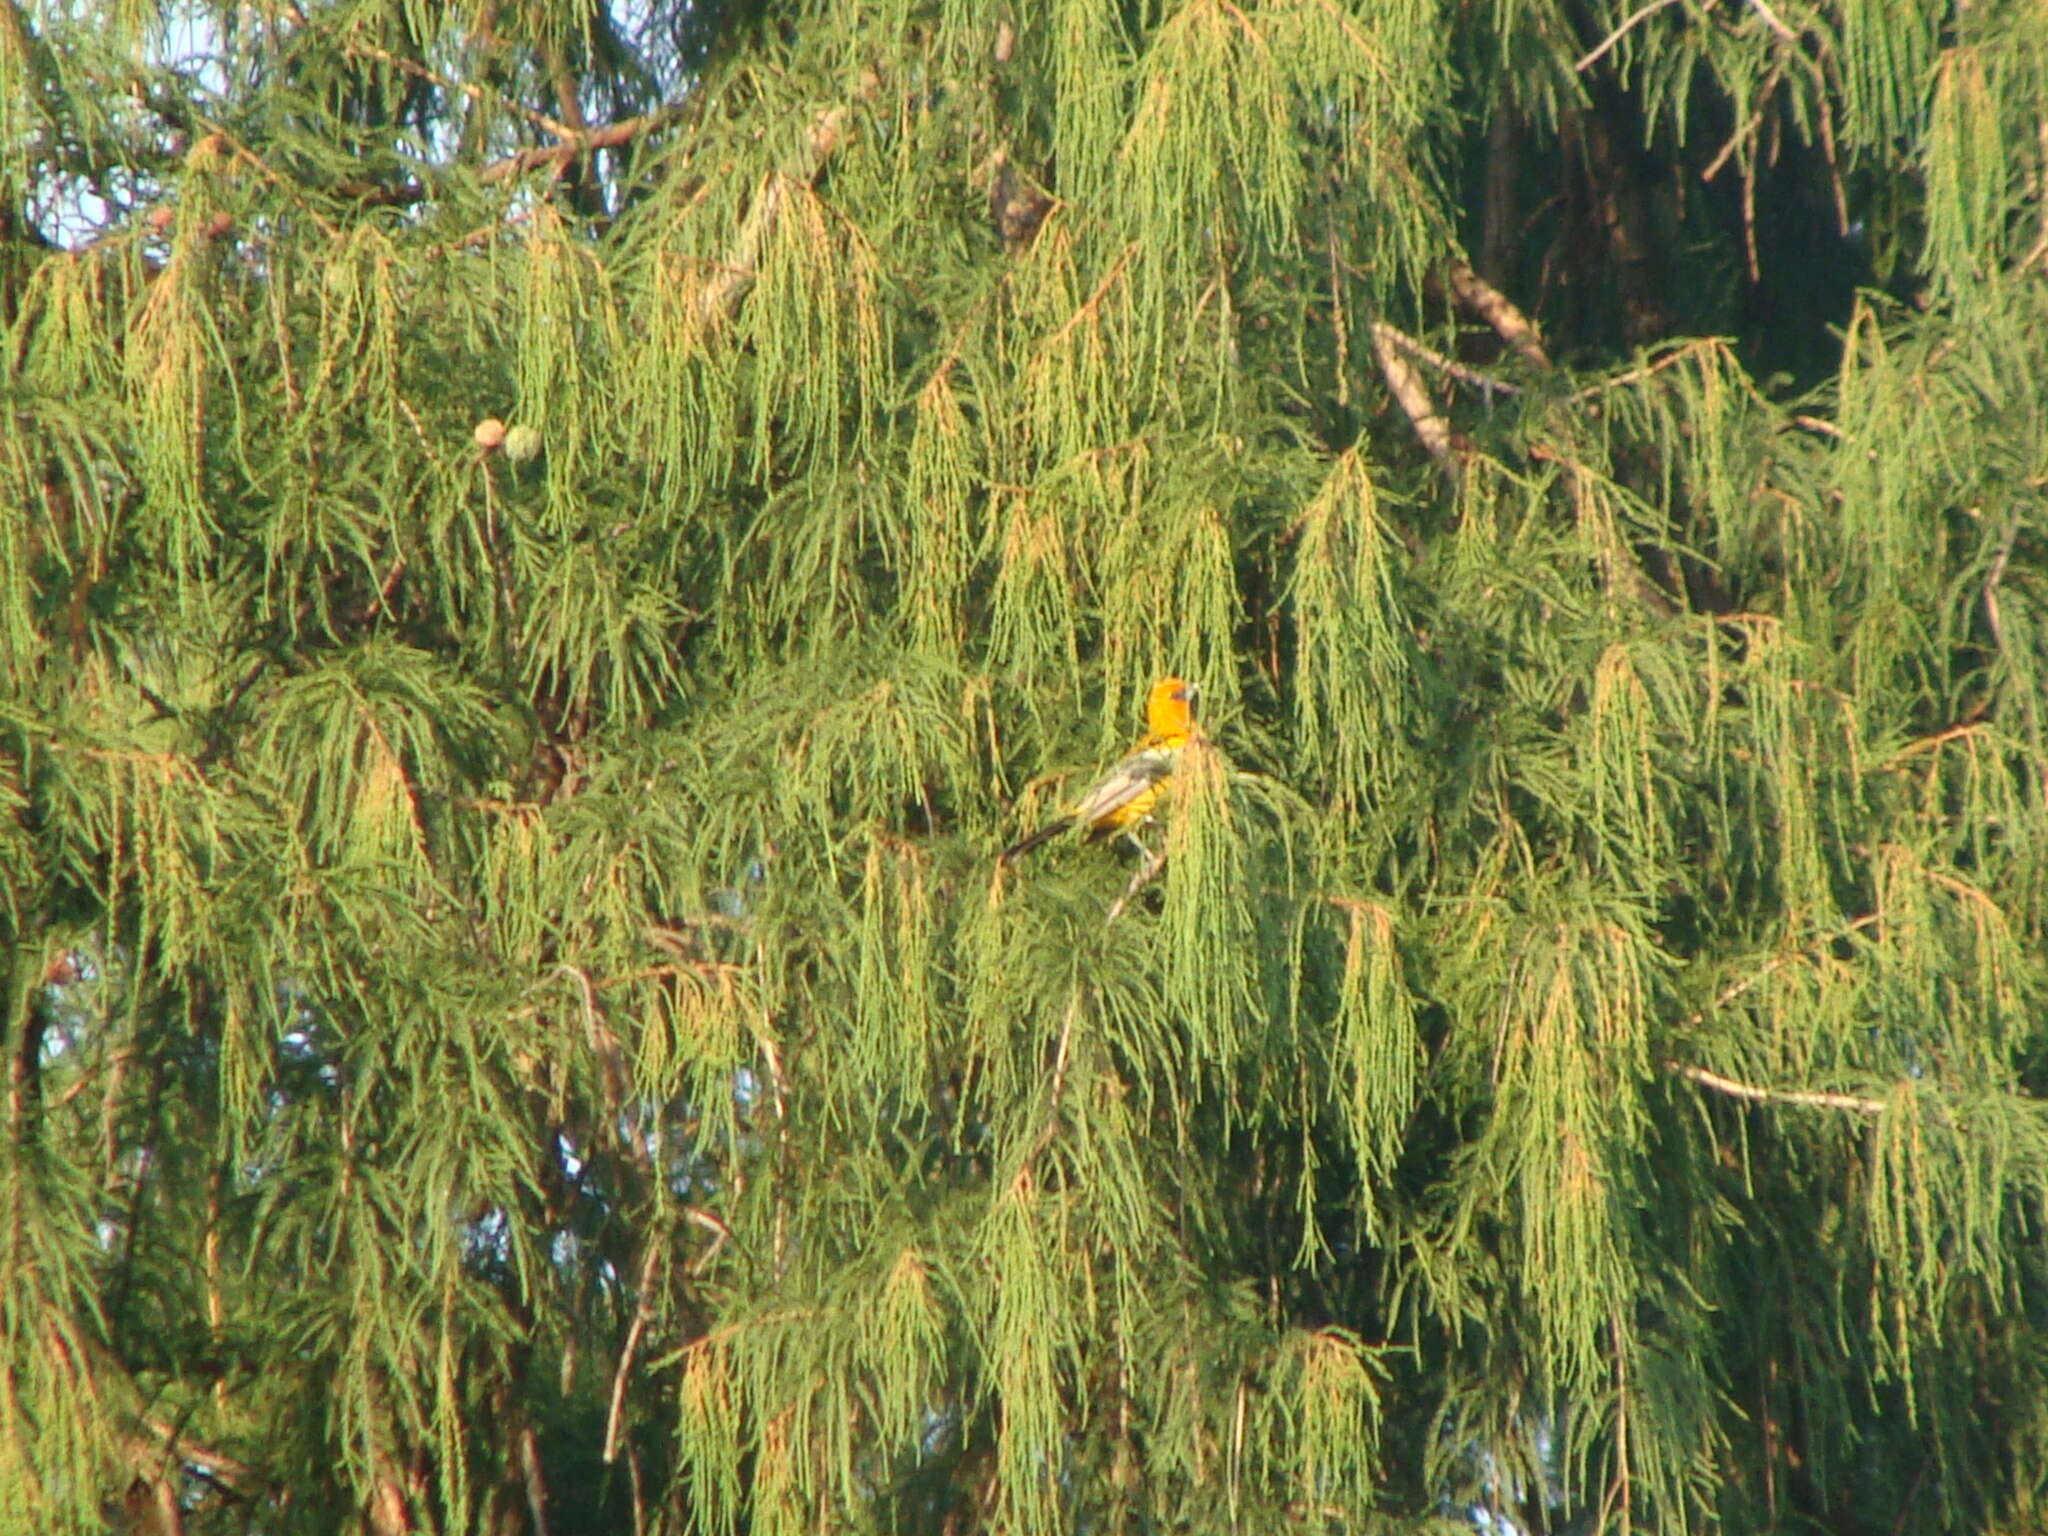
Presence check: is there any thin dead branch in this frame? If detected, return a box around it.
[1745,0,1799,44]
[1665,913,1892,1115]
[1021,990,1088,1176]
[604,1240,664,1464]
[1569,338,1718,402]
[1575,0,1686,73]
[519,1424,551,1536]
[1372,320,1521,396]
[480,105,688,185]
[1702,65,1783,184]
[1878,722,1987,769]
[1446,260,1552,370]
[1665,1061,1887,1115]
[1982,517,2020,656]
[346,35,577,140]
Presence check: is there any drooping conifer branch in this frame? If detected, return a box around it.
[6,3,2048,1534]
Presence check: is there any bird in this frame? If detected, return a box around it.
[999,677,1197,864]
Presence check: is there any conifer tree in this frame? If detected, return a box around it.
[4,1,2048,1532]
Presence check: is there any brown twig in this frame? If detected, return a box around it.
[191,118,342,239]
[48,1046,129,1111]
[1574,0,1686,73]
[1021,990,1088,1175]
[1045,992,1081,1121]
[1808,52,1850,234]
[1982,517,2020,657]
[2024,227,2048,277]
[1702,65,1782,184]
[684,1204,735,1272]
[2026,119,2048,272]
[1678,913,1880,1026]
[1569,338,1718,402]
[1664,913,1892,1115]
[344,34,576,140]
[603,1239,665,1464]
[560,964,632,1124]
[1046,241,1141,345]
[626,1439,647,1536]
[479,105,688,185]
[519,1424,551,1536]
[1744,0,1799,44]
[1877,722,1987,769]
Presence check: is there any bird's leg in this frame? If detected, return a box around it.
[1104,838,1169,925]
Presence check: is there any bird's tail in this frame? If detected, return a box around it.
[999,817,1074,865]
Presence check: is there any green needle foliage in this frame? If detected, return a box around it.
[3,1,2048,1533]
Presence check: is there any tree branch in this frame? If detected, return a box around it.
[344,35,577,141]
[1370,319,1459,476]
[1446,260,1552,370]
[1664,1061,1887,1116]
[1569,338,1718,401]
[1744,0,1799,44]
[688,106,850,328]
[1371,320,1522,397]
[1877,721,1988,770]
[1681,914,1880,1024]
[2029,118,2048,272]
[1574,0,1686,73]
[519,1425,551,1536]
[1665,913,1892,1115]
[1021,989,1088,1178]
[603,1239,664,1465]
[479,105,688,185]
[1982,516,2020,658]
[7,1002,44,1130]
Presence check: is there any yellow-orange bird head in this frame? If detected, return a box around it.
[1145,677,1196,738]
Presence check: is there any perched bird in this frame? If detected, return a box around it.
[989,151,1055,250]
[1000,677,1197,864]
